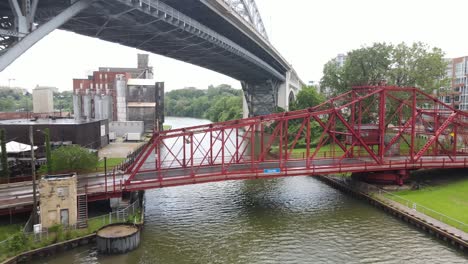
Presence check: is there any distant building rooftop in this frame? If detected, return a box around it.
[127,79,157,86]
[33,86,58,92]
[0,118,102,126]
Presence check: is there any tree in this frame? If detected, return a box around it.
[40,145,98,174]
[344,43,392,87]
[54,91,73,113]
[44,128,52,174]
[388,42,448,92]
[291,85,325,110]
[165,84,243,122]
[321,59,347,96]
[320,42,449,95]
[0,129,9,179]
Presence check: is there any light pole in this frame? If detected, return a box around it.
[8,78,15,88]
[29,126,38,225]
[37,129,52,174]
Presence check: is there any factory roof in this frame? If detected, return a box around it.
[0,118,103,126]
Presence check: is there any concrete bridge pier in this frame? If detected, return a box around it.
[242,70,303,118]
[109,191,140,211]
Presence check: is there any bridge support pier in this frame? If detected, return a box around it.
[242,70,303,118]
[241,80,279,117]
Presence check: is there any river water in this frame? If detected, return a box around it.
[34,117,467,264]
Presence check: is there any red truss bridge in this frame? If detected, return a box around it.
[121,85,468,190]
[3,85,468,215]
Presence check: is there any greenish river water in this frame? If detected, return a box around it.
[33,117,467,264]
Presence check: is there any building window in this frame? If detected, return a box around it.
[455,63,463,78]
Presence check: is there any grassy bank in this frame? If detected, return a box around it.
[95,157,125,172]
[386,170,468,232]
[0,224,23,241]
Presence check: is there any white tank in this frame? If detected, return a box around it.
[115,74,127,122]
[73,94,81,120]
[94,95,103,120]
[102,95,111,120]
[82,95,91,121]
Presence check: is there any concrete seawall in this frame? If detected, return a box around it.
[316,175,468,252]
[3,234,96,264]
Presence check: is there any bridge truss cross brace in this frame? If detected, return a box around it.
[124,86,468,190]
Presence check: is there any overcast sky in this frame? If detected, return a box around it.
[0,0,467,91]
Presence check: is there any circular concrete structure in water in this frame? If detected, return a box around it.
[96,224,140,254]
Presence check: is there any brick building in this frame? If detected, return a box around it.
[72,54,163,132]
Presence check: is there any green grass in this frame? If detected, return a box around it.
[0,224,23,241]
[271,144,345,156]
[163,125,172,130]
[95,158,125,172]
[387,178,468,232]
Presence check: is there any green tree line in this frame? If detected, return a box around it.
[165,84,243,122]
[320,42,449,96]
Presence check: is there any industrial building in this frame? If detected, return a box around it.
[72,54,164,133]
[0,118,109,149]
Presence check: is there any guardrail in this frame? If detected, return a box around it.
[337,177,468,233]
[375,188,468,232]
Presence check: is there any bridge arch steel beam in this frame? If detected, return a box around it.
[222,0,269,41]
[0,0,93,72]
[113,0,285,81]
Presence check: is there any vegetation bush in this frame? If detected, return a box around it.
[39,145,98,174]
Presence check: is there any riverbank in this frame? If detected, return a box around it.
[1,195,145,263]
[387,169,468,230]
[317,175,468,252]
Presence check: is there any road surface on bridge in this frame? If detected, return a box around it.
[2,155,466,212]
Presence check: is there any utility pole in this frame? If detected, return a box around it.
[44,128,52,174]
[29,126,38,225]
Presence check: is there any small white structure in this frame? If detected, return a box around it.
[125,132,142,141]
[0,141,37,154]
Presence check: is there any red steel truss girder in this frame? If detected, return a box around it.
[124,86,468,188]
[414,112,458,161]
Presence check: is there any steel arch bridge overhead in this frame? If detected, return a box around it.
[222,0,269,41]
[0,0,287,79]
[0,0,301,116]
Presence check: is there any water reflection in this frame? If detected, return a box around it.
[32,118,467,264]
